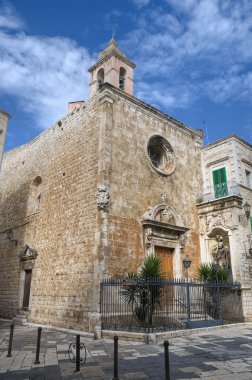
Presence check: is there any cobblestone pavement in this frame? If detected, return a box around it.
[1,321,252,379]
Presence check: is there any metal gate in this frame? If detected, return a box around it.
[100,278,242,332]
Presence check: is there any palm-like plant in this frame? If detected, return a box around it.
[197,263,229,282]
[197,263,229,320]
[121,255,163,327]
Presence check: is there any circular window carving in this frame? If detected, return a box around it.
[147,135,175,175]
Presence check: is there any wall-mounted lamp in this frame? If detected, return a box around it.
[182,257,192,269]
[6,229,18,245]
[238,202,251,222]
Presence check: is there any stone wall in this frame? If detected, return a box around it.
[99,86,203,279]
[0,84,204,331]
[0,96,101,330]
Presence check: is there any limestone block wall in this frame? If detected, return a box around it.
[101,88,203,278]
[0,97,101,330]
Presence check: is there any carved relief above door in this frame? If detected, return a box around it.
[142,204,188,251]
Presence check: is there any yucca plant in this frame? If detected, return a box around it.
[121,255,163,326]
[197,263,229,282]
[197,263,229,319]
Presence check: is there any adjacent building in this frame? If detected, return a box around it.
[197,135,252,320]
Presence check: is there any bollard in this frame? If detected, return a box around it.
[34,327,42,364]
[113,335,119,380]
[7,323,14,357]
[164,340,170,380]
[75,334,80,372]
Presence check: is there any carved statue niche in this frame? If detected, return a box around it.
[210,235,230,269]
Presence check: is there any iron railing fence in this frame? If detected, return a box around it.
[196,180,240,204]
[100,278,242,333]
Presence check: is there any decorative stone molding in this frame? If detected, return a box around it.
[99,90,115,105]
[142,220,188,252]
[146,135,175,176]
[206,213,238,233]
[96,185,110,210]
[142,203,181,226]
[19,244,38,271]
[19,244,38,262]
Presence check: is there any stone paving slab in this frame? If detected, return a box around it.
[2,321,252,378]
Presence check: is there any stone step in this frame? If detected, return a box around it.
[12,310,30,325]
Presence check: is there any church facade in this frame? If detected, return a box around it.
[0,39,251,331]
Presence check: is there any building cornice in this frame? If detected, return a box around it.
[98,83,203,139]
[0,109,11,120]
[202,134,252,151]
[88,50,136,72]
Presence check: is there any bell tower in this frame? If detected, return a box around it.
[88,38,136,98]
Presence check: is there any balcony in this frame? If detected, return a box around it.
[196,181,241,204]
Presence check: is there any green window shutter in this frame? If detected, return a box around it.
[250,216,252,231]
[212,167,228,198]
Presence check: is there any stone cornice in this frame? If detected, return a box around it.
[88,50,136,72]
[98,84,203,140]
[202,134,252,151]
[206,156,229,167]
[197,195,243,213]
[0,109,11,120]
[142,219,189,236]
[241,158,252,167]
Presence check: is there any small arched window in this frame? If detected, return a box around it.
[29,176,42,214]
[97,68,104,89]
[119,67,126,90]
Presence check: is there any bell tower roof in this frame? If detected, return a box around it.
[98,38,125,60]
[88,38,136,73]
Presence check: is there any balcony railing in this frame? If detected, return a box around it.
[197,181,241,204]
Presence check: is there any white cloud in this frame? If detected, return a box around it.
[122,0,252,111]
[0,1,24,30]
[0,3,93,131]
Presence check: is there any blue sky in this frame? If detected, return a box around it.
[1,0,252,151]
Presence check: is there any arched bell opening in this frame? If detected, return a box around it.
[119,67,126,90]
